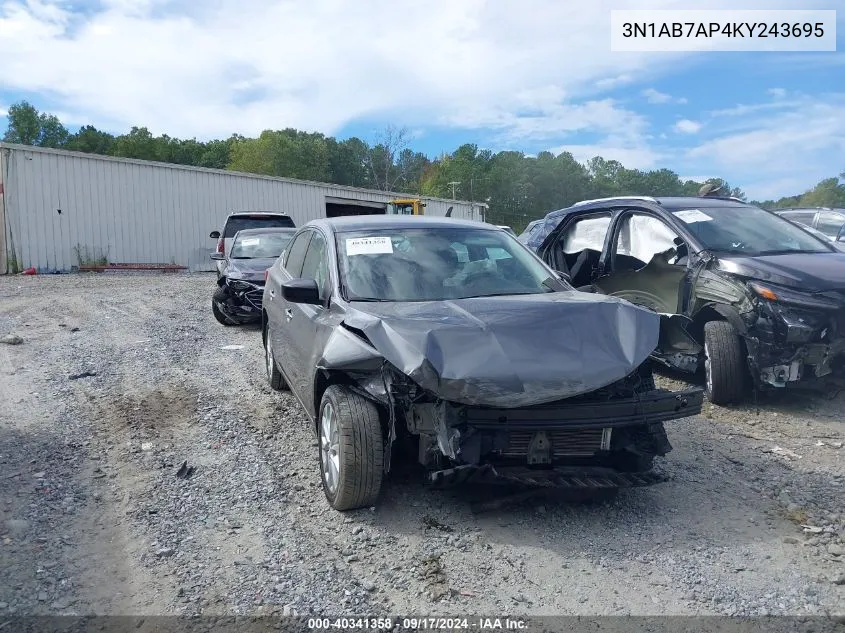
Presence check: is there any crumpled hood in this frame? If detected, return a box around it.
[226,258,277,280]
[717,252,845,292]
[342,291,660,407]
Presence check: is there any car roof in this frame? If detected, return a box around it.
[545,195,753,219]
[233,227,297,237]
[306,215,496,232]
[653,196,751,210]
[227,212,290,219]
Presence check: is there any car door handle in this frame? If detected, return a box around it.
[285,308,293,321]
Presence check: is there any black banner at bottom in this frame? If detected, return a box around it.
[1,616,844,633]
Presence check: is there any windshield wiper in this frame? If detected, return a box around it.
[460,291,544,299]
[712,248,759,256]
[757,249,827,256]
[349,297,392,302]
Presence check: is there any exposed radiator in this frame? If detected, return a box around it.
[503,428,611,458]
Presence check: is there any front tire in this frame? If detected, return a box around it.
[318,385,384,511]
[212,298,237,326]
[703,320,746,405]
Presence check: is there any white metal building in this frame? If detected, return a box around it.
[0,143,488,274]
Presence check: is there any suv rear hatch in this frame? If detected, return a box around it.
[220,214,296,257]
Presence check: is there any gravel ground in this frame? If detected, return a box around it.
[0,273,843,618]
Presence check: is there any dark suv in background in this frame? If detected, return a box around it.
[528,195,845,404]
[210,212,296,276]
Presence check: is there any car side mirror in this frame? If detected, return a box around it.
[209,230,221,239]
[210,252,225,261]
[282,278,321,305]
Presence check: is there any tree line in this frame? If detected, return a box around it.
[3,100,843,230]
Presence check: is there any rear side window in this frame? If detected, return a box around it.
[283,231,312,277]
[224,215,295,237]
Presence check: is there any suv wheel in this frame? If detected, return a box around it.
[703,320,746,405]
[318,385,383,511]
[264,330,287,391]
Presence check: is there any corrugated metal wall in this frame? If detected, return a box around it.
[0,144,487,273]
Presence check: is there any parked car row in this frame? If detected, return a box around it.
[205,194,844,512]
[210,211,706,511]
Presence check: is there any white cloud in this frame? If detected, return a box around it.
[674,119,702,134]
[595,74,634,90]
[685,92,845,199]
[0,0,835,202]
[0,0,777,141]
[768,88,787,98]
[641,88,687,105]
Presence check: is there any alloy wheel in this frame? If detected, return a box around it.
[320,403,340,495]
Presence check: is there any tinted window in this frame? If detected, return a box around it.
[224,215,295,237]
[337,227,561,302]
[670,205,831,255]
[230,232,295,258]
[300,232,329,300]
[816,211,845,240]
[283,231,312,277]
[560,214,612,254]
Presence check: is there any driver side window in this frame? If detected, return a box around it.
[300,231,329,301]
[615,213,681,269]
[283,231,312,277]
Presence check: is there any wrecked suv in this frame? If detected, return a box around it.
[528,196,845,405]
[262,216,703,511]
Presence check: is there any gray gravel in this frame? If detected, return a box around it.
[0,273,843,617]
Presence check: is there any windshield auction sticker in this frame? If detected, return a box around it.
[673,209,714,223]
[346,237,394,255]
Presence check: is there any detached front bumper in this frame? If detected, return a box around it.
[428,463,666,489]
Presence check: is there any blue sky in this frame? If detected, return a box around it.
[0,1,842,200]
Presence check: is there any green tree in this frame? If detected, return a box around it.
[3,101,70,148]
[327,137,371,187]
[65,125,116,154]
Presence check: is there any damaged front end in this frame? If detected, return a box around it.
[214,275,265,322]
[743,283,845,389]
[401,368,702,488]
[316,315,704,491]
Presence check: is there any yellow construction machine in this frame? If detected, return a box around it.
[387,199,426,215]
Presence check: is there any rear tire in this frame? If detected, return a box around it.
[703,320,746,405]
[318,385,384,511]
